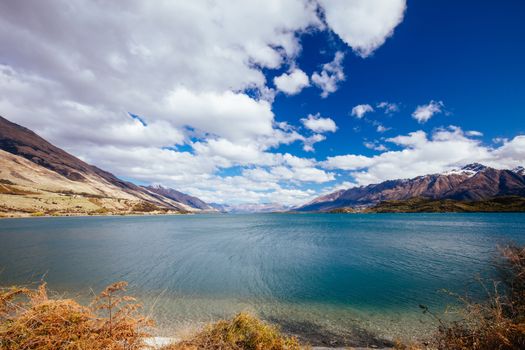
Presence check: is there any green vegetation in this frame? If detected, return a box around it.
[326,207,356,213]
[368,196,525,213]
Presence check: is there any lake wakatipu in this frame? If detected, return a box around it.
[1,213,524,345]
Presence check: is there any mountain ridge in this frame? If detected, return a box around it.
[0,116,213,216]
[144,185,216,212]
[295,163,525,212]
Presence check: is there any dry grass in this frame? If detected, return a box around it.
[398,244,525,350]
[0,283,302,350]
[0,281,153,350]
[162,312,304,350]
[2,245,524,350]
[0,184,37,196]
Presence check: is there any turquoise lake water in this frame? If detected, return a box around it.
[1,213,524,345]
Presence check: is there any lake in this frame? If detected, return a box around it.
[1,213,524,346]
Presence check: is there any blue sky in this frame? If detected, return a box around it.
[273,0,525,156]
[1,0,524,205]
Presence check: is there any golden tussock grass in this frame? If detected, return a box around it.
[1,244,524,350]
[396,244,525,350]
[161,312,304,350]
[1,282,303,350]
[0,281,153,350]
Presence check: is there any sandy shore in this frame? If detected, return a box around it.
[143,337,392,349]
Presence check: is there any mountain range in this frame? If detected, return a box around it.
[209,202,293,213]
[2,115,524,216]
[0,116,215,217]
[295,163,525,212]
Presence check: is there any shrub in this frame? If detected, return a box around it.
[163,312,304,350]
[132,201,160,213]
[0,282,153,350]
[404,244,525,350]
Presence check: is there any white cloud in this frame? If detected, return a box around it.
[323,127,525,186]
[364,141,387,151]
[0,0,412,205]
[351,104,374,118]
[466,130,483,137]
[387,130,428,147]
[311,51,345,97]
[318,0,407,57]
[412,100,444,123]
[377,101,399,114]
[376,124,390,133]
[301,113,337,133]
[273,68,310,95]
[302,134,327,152]
[322,154,375,171]
[319,181,359,194]
[165,88,274,142]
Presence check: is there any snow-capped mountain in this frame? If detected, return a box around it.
[442,163,487,177]
[295,163,525,212]
[513,166,525,176]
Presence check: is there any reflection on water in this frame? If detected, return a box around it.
[0,213,524,344]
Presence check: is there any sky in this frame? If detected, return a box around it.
[0,0,524,206]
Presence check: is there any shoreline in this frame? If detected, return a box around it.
[3,210,522,219]
[143,337,389,350]
[0,211,209,220]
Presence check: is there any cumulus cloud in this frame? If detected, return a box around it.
[311,51,345,97]
[301,113,337,133]
[166,88,275,142]
[376,124,390,133]
[273,68,310,95]
[351,104,374,118]
[0,0,411,205]
[376,101,399,114]
[412,100,445,123]
[323,126,525,186]
[364,141,388,151]
[302,134,327,152]
[244,164,334,184]
[466,130,483,137]
[318,0,407,57]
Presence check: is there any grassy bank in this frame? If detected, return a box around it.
[1,245,524,349]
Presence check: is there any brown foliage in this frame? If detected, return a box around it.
[132,201,160,213]
[405,244,525,350]
[163,312,303,350]
[0,281,153,350]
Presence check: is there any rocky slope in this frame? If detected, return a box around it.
[0,116,212,217]
[296,164,525,212]
[144,185,216,211]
